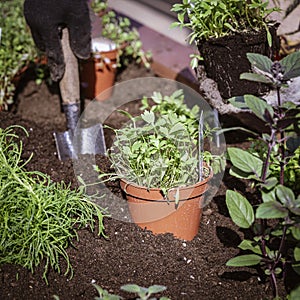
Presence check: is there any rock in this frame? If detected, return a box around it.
[264,76,300,106]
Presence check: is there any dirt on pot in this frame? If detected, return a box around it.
[0,63,294,300]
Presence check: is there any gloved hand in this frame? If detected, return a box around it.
[24,0,91,82]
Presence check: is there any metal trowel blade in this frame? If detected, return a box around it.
[54,123,106,161]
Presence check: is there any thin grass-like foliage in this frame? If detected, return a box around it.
[0,126,106,282]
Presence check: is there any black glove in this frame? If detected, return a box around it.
[24,0,91,81]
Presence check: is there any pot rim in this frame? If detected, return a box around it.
[120,165,213,194]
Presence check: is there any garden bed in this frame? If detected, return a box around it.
[0,64,291,299]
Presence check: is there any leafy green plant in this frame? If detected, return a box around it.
[249,140,300,191]
[140,90,225,174]
[96,90,222,200]
[140,90,200,141]
[171,0,279,68]
[172,0,279,42]
[91,0,108,14]
[93,284,122,300]
[100,109,201,198]
[94,284,169,300]
[0,126,106,283]
[54,283,169,300]
[120,284,169,300]
[225,51,300,298]
[91,0,151,68]
[0,0,38,109]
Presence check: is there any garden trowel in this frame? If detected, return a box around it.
[53,28,106,161]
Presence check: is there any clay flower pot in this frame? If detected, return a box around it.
[80,37,118,101]
[120,169,213,241]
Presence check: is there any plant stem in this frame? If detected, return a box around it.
[276,223,287,263]
[260,235,278,298]
[260,236,268,257]
[276,87,282,111]
[276,86,285,185]
[270,271,279,299]
[261,129,276,183]
[259,128,276,271]
[267,224,288,299]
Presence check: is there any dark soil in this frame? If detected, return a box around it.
[198,26,280,99]
[0,64,295,300]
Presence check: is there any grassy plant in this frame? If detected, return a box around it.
[0,0,38,109]
[171,0,279,68]
[172,0,278,42]
[0,126,106,282]
[225,51,300,298]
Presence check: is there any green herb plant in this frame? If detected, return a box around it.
[140,89,225,174]
[0,126,106,283]
[102,109,200,199]
[224,51,300,298]
[93,283,170,300]
[91,0,108,14]
[91,0,152,68]
[96,90,223,202]
[0,0,38,109]
[171,0,279,68]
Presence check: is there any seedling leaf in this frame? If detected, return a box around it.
[256,201,289,219]
[240,72,273,84]
[288,284,300,300]
[276,185,295,207]
[238,240,262,255]
[246,53,273,73]
[281,51,300,80]
[227,147,263,178]
[141,111,155,124]
[244,94,274,121]
[291,226,300,240]
[294,247,300,262]
[121,284,142,293]
[228,96,249,109]
[226,190,254,228]
[262,189,276,203]
[226,254,262,267]
[148,285,167,294]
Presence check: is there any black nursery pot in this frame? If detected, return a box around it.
[197,26,280,99]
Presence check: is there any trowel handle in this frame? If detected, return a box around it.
[59,28,80,105]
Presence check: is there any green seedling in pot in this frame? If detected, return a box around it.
[95,89,224,203]
[171,0,279,68]
[91,0,152,68]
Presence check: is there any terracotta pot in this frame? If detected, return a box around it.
[80,47,118,101]
[197,26,280,99]
[12,55,48,87]
[11,64,29,86]
[120,171,213,241]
